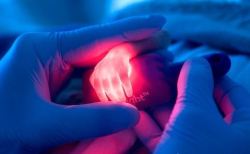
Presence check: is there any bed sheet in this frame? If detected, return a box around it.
[111,1,250,92]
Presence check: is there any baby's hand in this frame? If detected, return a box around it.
[89,44,133,102]
[89,30,170,102]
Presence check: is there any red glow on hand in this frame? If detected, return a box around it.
[89,44,134,102]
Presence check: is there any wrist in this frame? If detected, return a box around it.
[107,43,135,60]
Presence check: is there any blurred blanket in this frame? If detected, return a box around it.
[112,1,250,92]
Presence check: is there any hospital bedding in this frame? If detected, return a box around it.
[54,1,250,106]
[111,1,250,92]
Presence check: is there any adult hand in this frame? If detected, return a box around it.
[0,15,166,153]
[51,129,136,154]
[135,58,250,154]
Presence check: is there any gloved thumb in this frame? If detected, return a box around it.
[60,15,166,67]
[36,102,139,149]
[176,58,216,110]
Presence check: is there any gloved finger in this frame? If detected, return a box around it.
[214,76,250,122]
[176,58,218,112]
[134,111,162,152]
[164,53,231,89]
[60,15,166,67]
[71,129,136,154]
[129,30,170,58]
[150,104,174,129]
[38,102,139,148]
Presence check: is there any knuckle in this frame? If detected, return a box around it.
[102,78,109,88]
[13,32,43,57]
[89,75,94,84]
[15,33,39,47]
[17,33,34,42]
[14,33,33,52]
[120,73,129,82]
[112,77,120,86]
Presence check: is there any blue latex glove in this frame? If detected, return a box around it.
[0,15,166,153]
[135,58,250,153]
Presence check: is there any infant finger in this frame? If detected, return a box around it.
[112,75,127,102]
[92,78,109,102]
[104,78,120,101]
[120,71,133,97]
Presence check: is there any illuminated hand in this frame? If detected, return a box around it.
[90,30,170,102]
[90,44,133,102]
[135,58,250,154]
[0,15,166,153]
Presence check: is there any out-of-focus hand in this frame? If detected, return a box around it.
[89,31,169,102]
[135,58,250,154]
[0,15,166,154]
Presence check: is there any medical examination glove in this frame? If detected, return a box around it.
[0,15,165,153]
[135,58,250,154]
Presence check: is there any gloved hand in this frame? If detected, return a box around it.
[51,129,136,154]
[135,58,250,154]
[0,15,166,154]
